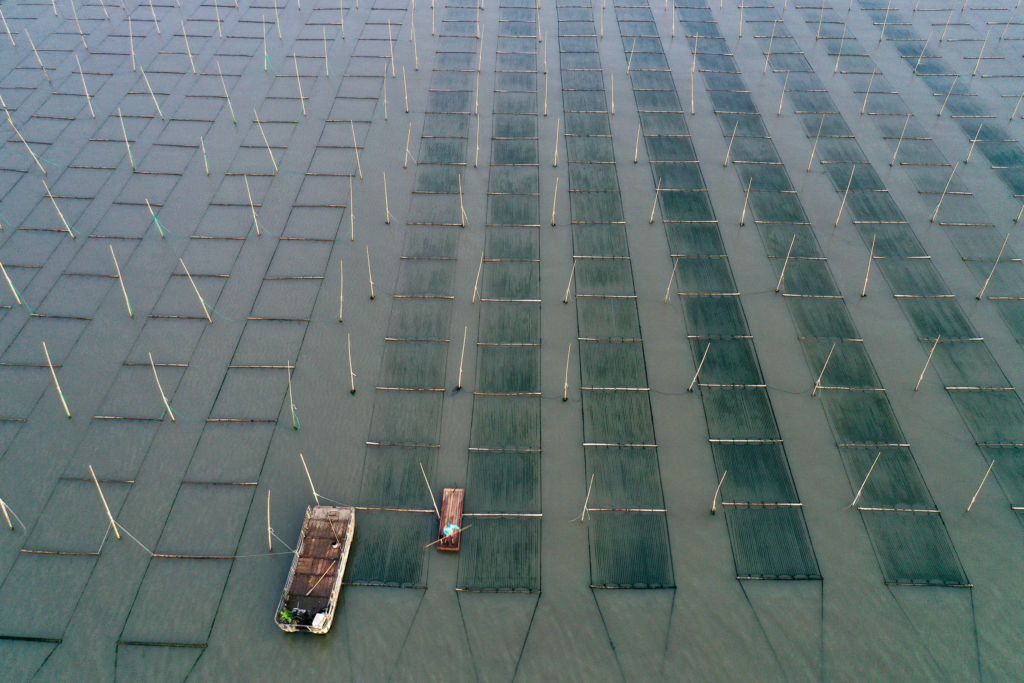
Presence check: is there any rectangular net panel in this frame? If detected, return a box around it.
[346,511,435,588]
[859,511,968,586]
[725,507,820,580]
[457,517,541,592]
[589,511,674,588]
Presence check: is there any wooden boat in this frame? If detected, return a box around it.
[276,505,354,634]
[437,488,464,551]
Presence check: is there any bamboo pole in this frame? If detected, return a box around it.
[966,460,995,512]
[295,54,306,116]
[739,178,752,226]
[1001,0,1021,39]
[965,123,983,164]
[563,258,576,303]
[764,20,776,74]
[146,199,165,238]
[254,111,278,173]
[388,20,395,77]
[149,352,175,421]
[940,8,952,41]
[348,333,356,393]
[563,343,572,401]
[1010,86,1024,121]
[634,122,642,163]
[349,176,355,239]
[201,136,210,175]
[540,72,548,115]
[553,117,560,166]
[216,0,223,37]
[807,113,825,172]
[610,74,614,114]
[710,470,727,514]
[847,452,881,508]
[182,21,197,74]
[860,71,875,115]
[264,16,269,70]
[938,75,958,116]
[287,360,298,429]
[419,463,441,517]
[664,257,679,303]
[75,55,94,118]
[472,251,484,303]
[0,496,12,531]
[574,474,594,522]
[915,335,940,391]
[459,174,466,227]
[43,179,74,237]
[812,342,836,397]
[274,0,282,37]
[691,32,698,115]
[688,342,710,392]
[1,97,47,174]
[723,120,739,166]
[649,177,663,224]
[551,176,559,225]
[930,162,958,222]
[778,71,789,115]
[475,115,480,167]
[457,326,468,389]
[216,61,234,124]
[118,108,134,170]
[384,172,393,224]
[890,114,911,166]
[338,259,343,322]
[878,0,891,42]
[913,32,932,74]
[149,0,161,33]
[403,66,409,112]
[140,66,164,120]
[973,26,992,76]
[775,233,797,292]
[244,175,262,236]
[111,245,133,317]
[383,69,388,120]
[90,465,120,539]
[834,23,846,73]
[351,120,362,178]
[0,259,22,306]
[325,27,330,76]
[0,8,16,46]
[179,259,213,323]
[977,231,1012,299]
[44,342,71,418]
[267,491,272,551]
[366,245,375,299]
[862,234,875,296]
[299,454,320,504]
[24,29,50,84]
[834,164,856,227]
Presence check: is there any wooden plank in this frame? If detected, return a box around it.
[438,488,465,552]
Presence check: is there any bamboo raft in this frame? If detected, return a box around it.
[437,488,464,551]
[276,505,354,634]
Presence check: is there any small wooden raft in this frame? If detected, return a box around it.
[437,488,465,552]
[276,505,354,634]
